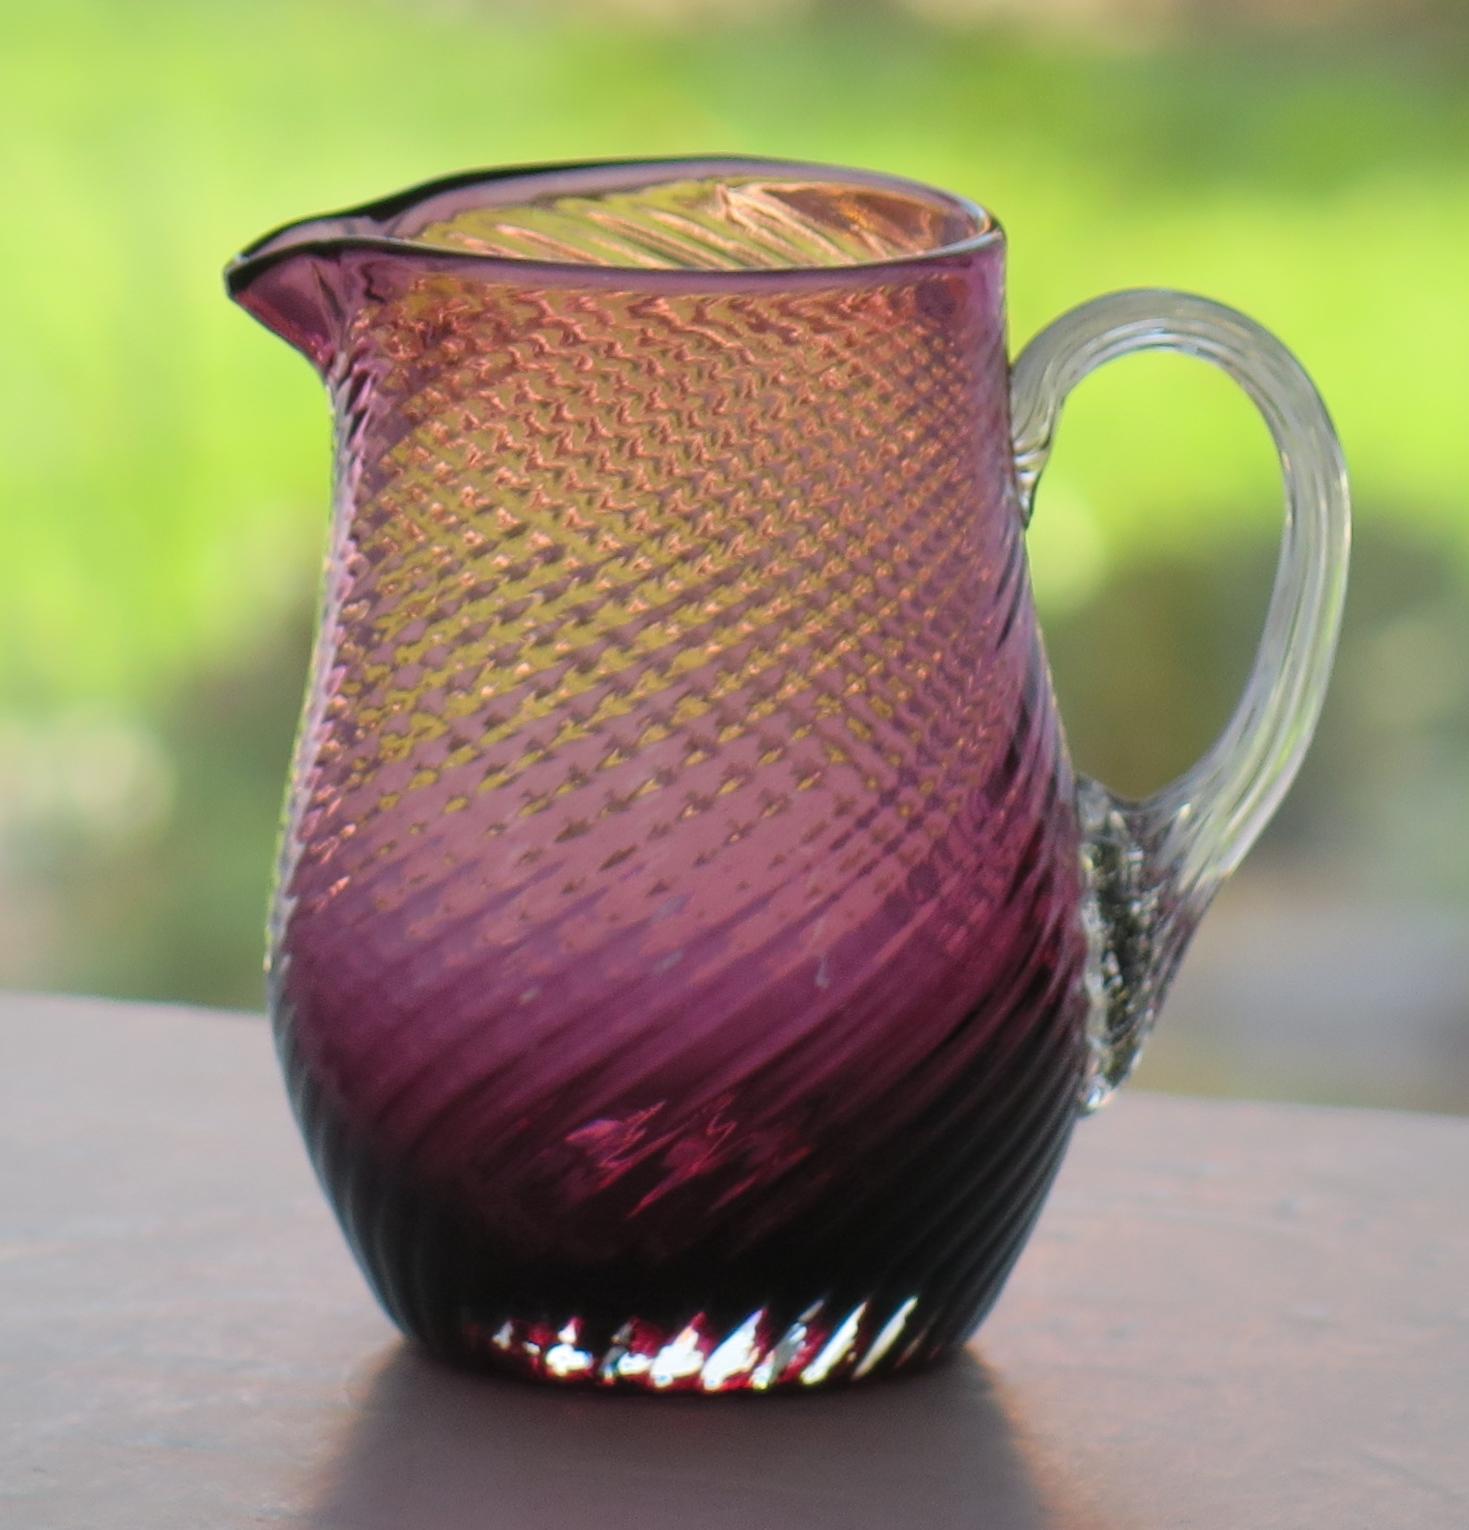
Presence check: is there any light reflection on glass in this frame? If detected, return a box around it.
[465,1291,934,1391]
[801,1301,868,1386]
[700,1309,766,1392]
[851,1296,919,1380]
[544,1320,594,1379]
[649,1323,708,1389]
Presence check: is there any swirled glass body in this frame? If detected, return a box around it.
[253,167,1090,1390]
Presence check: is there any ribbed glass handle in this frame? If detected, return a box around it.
[1011,290,1351,1111]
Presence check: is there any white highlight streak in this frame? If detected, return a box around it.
[801,1302,868,1386]
[852,1296,918,1379]
[650,1324,706,1389]
[701,1310,765,1391]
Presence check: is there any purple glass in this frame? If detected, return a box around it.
[227,158,1348,1391]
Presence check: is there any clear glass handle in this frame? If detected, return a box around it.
[1011,290,1351,1110]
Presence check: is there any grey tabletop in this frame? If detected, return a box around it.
[2,994,1467,1530]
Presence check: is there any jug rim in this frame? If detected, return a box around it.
[225,155,1004,297]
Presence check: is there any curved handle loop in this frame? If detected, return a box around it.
[1012,290,1350,1108]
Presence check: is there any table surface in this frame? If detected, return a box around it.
[3,994,1467,1530]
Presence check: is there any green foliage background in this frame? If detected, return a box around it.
[3,0,1466,1014]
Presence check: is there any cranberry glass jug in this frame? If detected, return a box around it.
[228,159,1349,1391]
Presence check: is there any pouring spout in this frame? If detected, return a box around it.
[225,212,373,372]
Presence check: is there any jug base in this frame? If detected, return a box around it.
[436,1293,949,1394]
[275,995,1080,1396]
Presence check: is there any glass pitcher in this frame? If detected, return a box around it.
[227,158,1349,1392]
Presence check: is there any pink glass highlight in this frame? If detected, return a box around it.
[228,158,1348,1390]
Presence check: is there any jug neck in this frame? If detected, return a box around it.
[225,159,1003,376]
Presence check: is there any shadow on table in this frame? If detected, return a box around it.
[307,1342,1097,1530]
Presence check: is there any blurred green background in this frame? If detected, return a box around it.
[4,0,1466,1108]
